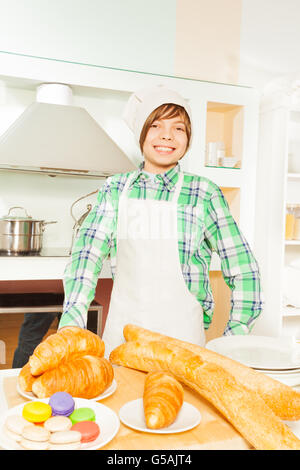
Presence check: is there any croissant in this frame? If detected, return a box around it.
[29,327,105,376]
[110,340,300,450]
[18,362,37,392]
[31,355,114,399]
[123,324,300,421]
[143,371,183,429]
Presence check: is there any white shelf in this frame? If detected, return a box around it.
[288,173,300,180]
[201,166,242,188]
[282,306,300,317]
[285,240,300,245]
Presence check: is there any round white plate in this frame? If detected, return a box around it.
[266,373,300,387]
[259,367,300,375]
[17,379,117,402]
[0,397,120,450]
[119,399,201,434]
[206,335,300,370]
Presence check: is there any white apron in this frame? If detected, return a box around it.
[102,171,205,357]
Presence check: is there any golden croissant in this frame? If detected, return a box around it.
[143,371,183,429]
[110,340,300,450]
[29,327,105,376]
[123,324,300,421]
[31,355,114,399]
[18,362,37,392]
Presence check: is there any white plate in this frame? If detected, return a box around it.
[17,379,117,402]
[259,367,300,375]
[266,373,300,387]
[284,420,300,440]
[0,397,120,450]
[206,335,300,370]
[119,399,201,434]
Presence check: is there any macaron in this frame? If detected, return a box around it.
[20,439,50,450]
[49,392,75,417]
[44,416,72,433]
[71,421,100,443]
[69,407,96,425]
[22,424,50,442]
[49,442,81,450]
[49,430,81,448]
[5,415,30,436]
[22,401,52,423]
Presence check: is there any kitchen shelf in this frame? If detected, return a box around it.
[200,166,242,189]
[255,94,300,337]
[282,306,300,317]
[288,173,300,180]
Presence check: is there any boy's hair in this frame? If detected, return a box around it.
[139,103,192,154]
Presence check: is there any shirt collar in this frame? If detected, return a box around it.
[131,162,180,191]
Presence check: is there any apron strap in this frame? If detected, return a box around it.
[119,172,136,201]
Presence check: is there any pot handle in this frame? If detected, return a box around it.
[6,206,32,218]
[41,221,57,232]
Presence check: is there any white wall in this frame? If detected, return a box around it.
[0,171,103,250]
[239,0,300,90]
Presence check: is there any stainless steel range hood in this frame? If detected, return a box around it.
[0,83,136,177]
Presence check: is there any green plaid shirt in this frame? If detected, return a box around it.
[59,163,263,335]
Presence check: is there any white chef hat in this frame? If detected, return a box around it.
[123,84,192,144]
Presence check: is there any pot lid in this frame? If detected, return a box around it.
[0,206,42,222]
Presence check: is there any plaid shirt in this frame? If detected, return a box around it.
[59,163,263,335]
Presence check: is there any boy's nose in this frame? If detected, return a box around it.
[160,128,173,140]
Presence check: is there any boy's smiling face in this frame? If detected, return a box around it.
[142,116,188,174]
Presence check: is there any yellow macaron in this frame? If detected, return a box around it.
[22,401,52,423]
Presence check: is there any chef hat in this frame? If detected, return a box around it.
[123,84,192,144]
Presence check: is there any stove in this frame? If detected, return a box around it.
[0,247,70,257]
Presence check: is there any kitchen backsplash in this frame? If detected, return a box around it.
[0,170,105,250]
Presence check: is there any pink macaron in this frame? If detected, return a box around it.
[71,421,100,443]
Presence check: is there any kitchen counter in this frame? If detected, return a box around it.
[0,251,111,280]
[0,366,252,450]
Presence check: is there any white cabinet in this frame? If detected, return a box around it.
[254,89,300,337]
[0,52,260,279]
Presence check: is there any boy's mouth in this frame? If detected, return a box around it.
[153,145,176,154]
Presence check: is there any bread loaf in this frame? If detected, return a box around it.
[32,355,113,399]
[143,371,183,429]
[29,327,105,376]
[110,340,300,450]
[123,324,300,421]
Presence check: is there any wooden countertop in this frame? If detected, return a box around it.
[1,366,252,450]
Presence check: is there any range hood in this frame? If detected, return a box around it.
[0,83,136,177]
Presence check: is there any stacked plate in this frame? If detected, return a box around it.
[205,335,300,387]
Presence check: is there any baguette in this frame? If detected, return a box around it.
[123,324,300,421]
[143,371,183,429]
[32,355,113,399]
[29,327,105,376]
[18,362,37,392]
[110,340,300,450]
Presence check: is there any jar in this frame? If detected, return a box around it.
[285,205,296,240]
[293,205,300,240]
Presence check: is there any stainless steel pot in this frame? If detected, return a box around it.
[0,206,57,255]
